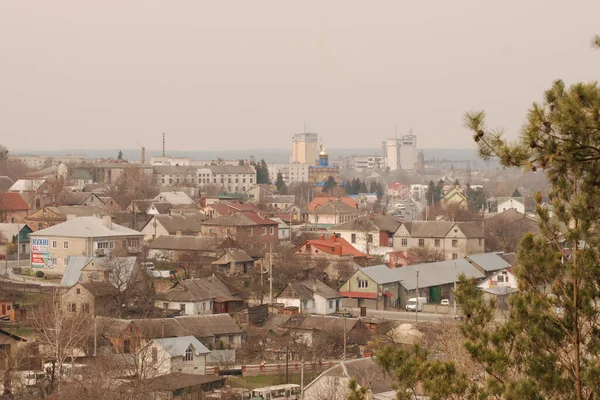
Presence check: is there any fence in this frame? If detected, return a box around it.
[0,279,58,295]
[205,360,334,377]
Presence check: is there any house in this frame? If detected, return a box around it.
[212,249,254,275]
[280,315,370,347]
[308,196,357,212]
[147,235,236,263]
[156,276,245,315]
[245,184,274,203]
[338,265,404,310]
[8,179,51,211]
[140,214,206,242]
[140,336,210,376]
[484,209,539,252]
[99,196,121,213]
[0,328,27,361]
[0,176,14,192]
[332,214,402,250]
[440,186,468,208]
[199,212,278,249]
[262,194,296,212]
[201,202,260,219]
[61,282,119,316]
[270,217,291,241]
[308,200,361,228]
[29,216,144,274]
[0,298,15,320]
[136,373,225,398]
[477,267,519,309]
[102,314,244,352]
[465,252,512,276]
[303,358,396,400]
[25,205,107,231]
[62,192,105,207]
[69,169,94,188]
[154,191,195,206]
[60,256,138,287]
[147,202,174,215]
[0,223,32,256]
[496,196,526,214]
[295,234,372,280]
[275,279,343,315]
[0,193,29,223]
[393,221,485,260]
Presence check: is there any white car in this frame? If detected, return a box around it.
[441,299,450,306]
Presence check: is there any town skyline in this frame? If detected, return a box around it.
[2,1,600,151]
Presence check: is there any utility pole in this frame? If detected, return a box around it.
[285,347,289,383]
[300,359,305,399]
[453,262,457,318]
[415,270,419,323]
[343,312,347,360]
[16,223,20,271]
[269,241,273,304]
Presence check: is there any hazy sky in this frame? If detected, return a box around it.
[1,1,600,153]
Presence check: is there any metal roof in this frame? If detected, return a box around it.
[466,253,511,272]
[153,336,210,357]
[30,216,144,238]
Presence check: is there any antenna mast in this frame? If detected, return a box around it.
[162,133,166,157]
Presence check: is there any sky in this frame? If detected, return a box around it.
[1,1,600,153]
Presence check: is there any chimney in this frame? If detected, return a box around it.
[102,215,112,230]
[312,279,317,293]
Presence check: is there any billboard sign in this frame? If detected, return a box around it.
[31,238,52,268]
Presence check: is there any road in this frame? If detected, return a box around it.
[349,307,457,323]
[0,259,60,286]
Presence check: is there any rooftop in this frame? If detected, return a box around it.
[30,216,144,238]
[332,214,402,233]
[156,276,242,303]
[0,193,29,211]
[153,335,210,357]
[148,235,232,252]
[201,212,277,227]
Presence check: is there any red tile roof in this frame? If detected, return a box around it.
[0,193,29,211]
[309,197,357,211]
[298,234,372,258]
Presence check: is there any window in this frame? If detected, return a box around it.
[270,227,274,235]
[497,275,505,283]
[123,340,131,354]
[51,241,57,249]
[152,347,158,363]
[76,288,81,295]
[249,228,254,236]
[63,241,69,249]
[180,304,186,313]
[452,253,458,260]
[351,234,356,243]
[68,303,77,312]
[82,303,90,313]
[401,238,408,247]
[434,239,440,247]
[358,279,368,289]
[208,228,214,234]
[418,239,425,247]
[261,227,267,235]
[328,300,333,308]
[452,239,458,248]
[97,242,110,249]
[163,302,169,309]
[366,234,373,243]
[184,347,194,362]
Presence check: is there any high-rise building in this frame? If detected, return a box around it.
[384,138,401,171]
[399,134,418,170]
[292,133,318,164]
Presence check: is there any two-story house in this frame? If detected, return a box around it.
[308,200,361,228]
[331,214,402,252]
[199,212,278,252]
[140,336,210,376]
[140,214,206,241]
[393,221,484,260]
[275,279,344,315]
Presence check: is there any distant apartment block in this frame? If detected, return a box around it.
[150,156,244,167]
[292,133,318,164]
[382,133,418,171]
[9,155,86,169]
[154,165,256,194]
[267,163,310,184]
[343,155,386,172]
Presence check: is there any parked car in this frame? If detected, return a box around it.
[441,299,450,306]
[405,297,427,312]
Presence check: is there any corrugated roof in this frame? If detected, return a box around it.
[63,192,97,206]
[9,179,45,192]
[333,214,402,233]
[466,252,511,272]
[399,221,483,238]
[154,191,195,206]
[359,265,406,285]
[151,214,205,235]
[309,197,357,211]
[212,249,253,264]
[150,202,174,214]
[153,336,210,357]
[0,223,26,241]
[310,358,394,395]
[201,212,276,227]
[299,279,343,299]
[30,216,144,238]
[54,205,107,217]
[60,256,137,287]
[313,201,359,215]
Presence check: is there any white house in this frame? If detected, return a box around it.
[496,197,525,214]
[275,279,343,315]
[477,267,517,291]
[140,336,210,376]
[270,217,291,241]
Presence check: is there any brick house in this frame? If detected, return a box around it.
[61,282,119,316]
[0,193,29,223]
[199,212,278,252]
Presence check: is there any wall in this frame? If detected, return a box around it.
[155,300,213,315]
[141,342,173,377]
[170,352,207,375]
[140,220,170,242]
[276,297,301,311]
[313,295,340,315]
[61,285,95,315]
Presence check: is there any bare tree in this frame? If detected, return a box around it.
[29,292,95,392]
[408,246,445,262]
